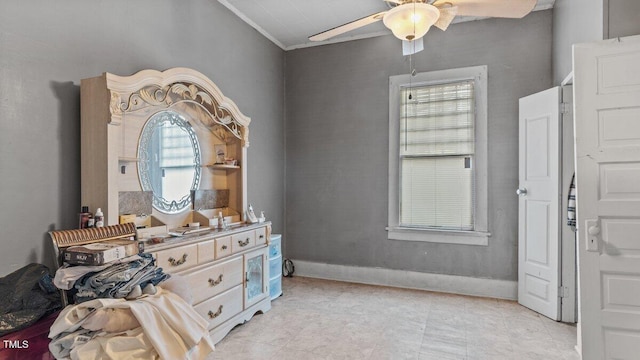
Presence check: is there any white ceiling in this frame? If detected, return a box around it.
[218,0,555,51]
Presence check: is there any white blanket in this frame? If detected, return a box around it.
[49,288,214,360]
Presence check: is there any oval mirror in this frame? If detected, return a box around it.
[138,110,201,214]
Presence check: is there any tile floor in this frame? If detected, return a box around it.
[211,276,580,360]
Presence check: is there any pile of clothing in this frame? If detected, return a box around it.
[49,252,213,359]
[54,253,169,303]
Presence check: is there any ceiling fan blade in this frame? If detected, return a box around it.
[434,0,536,18]
[434,6,457,31]
[309,11,387,42]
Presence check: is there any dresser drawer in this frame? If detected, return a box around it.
[185,256,243,305]
[197,240,216,264]
[153,244,198,273]
[194,285,243,330]
[255,227,268,245]
[231,230,255,253]
[216,236,232,259]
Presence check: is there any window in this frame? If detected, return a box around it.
[388,66,489,245]
[158,123,198,202]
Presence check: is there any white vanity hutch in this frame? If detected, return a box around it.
[79,68,271,344]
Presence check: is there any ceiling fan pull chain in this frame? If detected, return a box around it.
[405,50,414,152]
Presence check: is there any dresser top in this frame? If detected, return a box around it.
[144,221,271,252]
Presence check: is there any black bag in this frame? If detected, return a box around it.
[0,263,62,336]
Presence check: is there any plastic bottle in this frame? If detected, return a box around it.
[217,212,224,229]
[95,208,104,228]
[79,206,92,229]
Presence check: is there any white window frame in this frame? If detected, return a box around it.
[388,66,490,246]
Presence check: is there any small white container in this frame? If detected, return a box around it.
[95,208,104,228]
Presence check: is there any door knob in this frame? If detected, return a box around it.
[586,220,600,252]
[516,188,527,196]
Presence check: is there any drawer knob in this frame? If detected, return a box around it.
[238,238,250,247]
[168,254,188,266]
[208,305,223,319]
[208,274,223,287]
[221,245,228,250]
[259,235,264,239]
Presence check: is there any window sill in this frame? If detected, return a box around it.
[386,226,490,246]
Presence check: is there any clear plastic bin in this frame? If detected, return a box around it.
[269,275,282,300]
[269,234,282,257]
[269,254,282,278]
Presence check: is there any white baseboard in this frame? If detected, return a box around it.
[289,259,517,300]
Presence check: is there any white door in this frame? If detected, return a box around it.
[574,34,640,360]
[518,87,561,320]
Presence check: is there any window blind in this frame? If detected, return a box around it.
[160,124,196,168]
[399,80,475,230]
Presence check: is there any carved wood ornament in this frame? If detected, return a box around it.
[107,68,251,147]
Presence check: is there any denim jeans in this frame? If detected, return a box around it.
[74,253,169,303]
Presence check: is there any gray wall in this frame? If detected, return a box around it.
[605,0,640,39]
[551,0,640,93]
[285,10,553,281]
[552,0,603,84]
[0,0,285,276]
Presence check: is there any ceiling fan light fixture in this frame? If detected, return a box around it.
[383,3,440,41]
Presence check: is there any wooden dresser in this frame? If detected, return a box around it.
[147,223,271,344]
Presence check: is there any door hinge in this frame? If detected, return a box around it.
[559,285,569,298]
[560,102,572,115]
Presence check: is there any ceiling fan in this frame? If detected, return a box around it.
[309,0,537,48]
